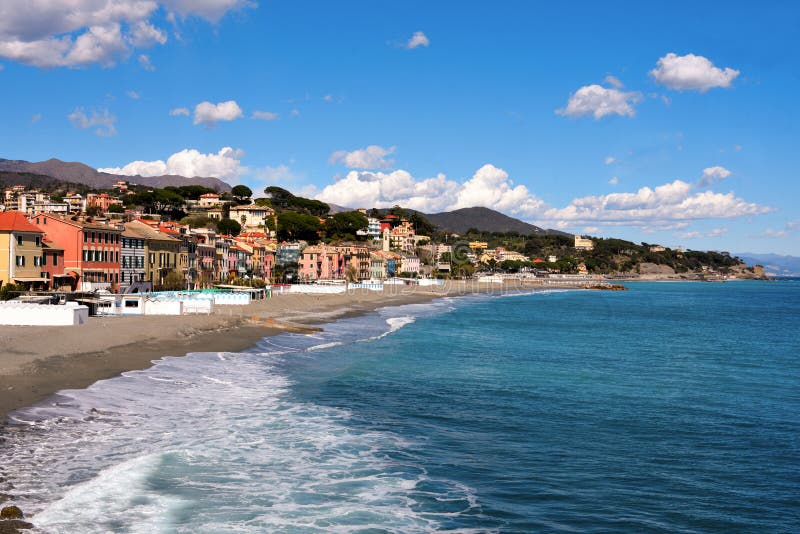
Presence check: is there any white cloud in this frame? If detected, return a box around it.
[329,145,396,170]
[556,84,642,119]
[316,164,546,217]
[541,179,772,228]
[252,110,278,121]
[126,90,140,99]
[604,75,623,89]
[608,176,619,185]
[68,107,117,137]
[0,0,253,68]
[170,107,190,116]
[98,146,246,181]
[31,113,42,123]
[680,227,728,239]
[583,226,600,234]
[697,165,732,187]
[290,108,300,116]
[161,0,255,22]
[129,20,167,47]
[322,94,333,102]
[138,53,154,70]
[604,156,617,165]
[651,53,740,92]
[406,31,429,49]
[193,100,243,126]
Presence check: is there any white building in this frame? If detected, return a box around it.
[574,235,595,251]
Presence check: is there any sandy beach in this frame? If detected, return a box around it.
[0,281,537,422]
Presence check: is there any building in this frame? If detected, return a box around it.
[299,244,345,281]
[369,250,400,279]
[276,241,304,266]
[124,220,184,288]
[198,193,222,208]
[0,211,45,289]
[356,215,382,240]
[389,220,417,253]
[121,229,146,287]
[29,213,122,290]
[41,238,70,290]
[228,205,275,230]
[574,235,595,251]
[468,241,489,251]
[191,228,217,287]
[338,245,371,280]
[86,193,123,212]
[399,254,421,276]
[649,245,666,252]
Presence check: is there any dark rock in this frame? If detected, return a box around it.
[0,519,35,532]
[0,507,22,520]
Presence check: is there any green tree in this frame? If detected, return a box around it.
[159,270,185,290]
[277,211,322,242]
[216,218,242,236]
[325,211,369,241]
[231,185,253,204]
[108,204,124,213]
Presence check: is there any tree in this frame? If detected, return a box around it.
[160,270,185,290]
[85,206,102,216]
[325,211,369,241]
[277,211,322,242]
[345,265,358,283]
[231,185,253,204]
[264,186,329,216]
[108,204,124,213]
[216,218,242,236]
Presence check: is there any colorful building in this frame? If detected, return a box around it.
[0,211,45,289]
[30,213,122,290]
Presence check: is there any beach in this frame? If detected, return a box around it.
[0,281,533,422]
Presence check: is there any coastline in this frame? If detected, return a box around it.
[0,281,540,422]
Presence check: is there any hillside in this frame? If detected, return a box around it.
[735,252,800,276]
[0,158,232,192]
[423,207,569,236]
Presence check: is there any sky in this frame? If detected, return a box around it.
[1,0,798,255]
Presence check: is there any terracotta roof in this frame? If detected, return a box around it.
[123,220,181,242]
[0,211,43,233]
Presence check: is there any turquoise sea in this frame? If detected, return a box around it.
[1,281,799,532]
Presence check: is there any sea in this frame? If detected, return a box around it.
[1,281,799,533]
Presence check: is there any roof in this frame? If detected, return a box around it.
[0,211,43,233]
[123,220,181,242]
[35,213,121,231]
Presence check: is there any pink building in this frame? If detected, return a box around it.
[298,244,346,281]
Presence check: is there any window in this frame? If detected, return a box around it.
[15,256,25,266]
[35,236,41,246]
[34,256,42,266]
[84,232,88,243]
[53,254,58,266]
[16,235,23,246]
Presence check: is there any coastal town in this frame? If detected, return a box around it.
[0,180,764,325]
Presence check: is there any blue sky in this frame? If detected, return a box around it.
[1,0,798,254]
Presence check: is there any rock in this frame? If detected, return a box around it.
[0,507,22,520]
[0,519,35,532]
[0,496,11,505]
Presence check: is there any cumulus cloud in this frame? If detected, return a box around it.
[540,179,772,228]
[170,107,190,116]
[317,164,546,217]
[406,31,429,49]
[193,100,243,126]
[0,0,254,68]
[697,165,732,187]
[252,110,278,121]
[98,146,246,181]
[329,145,396,170]
[608,176,619,185]
[651,53,740,92]
[556,84,642,119]
[68,107,117,137]
[138,53,154,70]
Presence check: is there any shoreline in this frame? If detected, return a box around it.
[0,281,548,423]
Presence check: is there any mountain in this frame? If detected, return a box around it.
[423,207,569,236]
[734,252,800,276]
[0,158,232,192]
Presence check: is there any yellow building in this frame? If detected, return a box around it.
[124,220,184,288]
[574,235,595,251]
[0,211,45,289]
